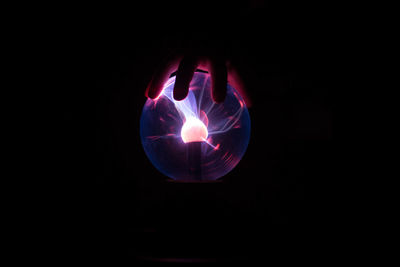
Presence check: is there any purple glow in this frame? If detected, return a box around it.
[140,72,251,181]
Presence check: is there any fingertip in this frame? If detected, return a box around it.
[227,62,251,107]
[173,71,191,100]
[146,78,163,99]
[173,55,198,101]
[173,83,189,101]
[147,52,182,99]
[212,85,227,103]
[145,81,155,99]
[210,59,227,103]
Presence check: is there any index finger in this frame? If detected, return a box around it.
[145,53,182,99]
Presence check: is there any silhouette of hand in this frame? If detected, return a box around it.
[145,42,245,104]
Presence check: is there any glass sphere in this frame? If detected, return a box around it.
[140,72,251,181]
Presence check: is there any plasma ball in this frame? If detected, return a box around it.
[140,72,251,181]
[181,117,208,143]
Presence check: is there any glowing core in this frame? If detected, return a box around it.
[181,117,208,143]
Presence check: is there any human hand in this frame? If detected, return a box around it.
[145,43,245,104]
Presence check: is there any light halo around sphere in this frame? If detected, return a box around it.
[140,72,251,181]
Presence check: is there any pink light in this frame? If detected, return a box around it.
[199,110,209,127]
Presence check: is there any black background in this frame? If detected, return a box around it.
[60,1,336,264]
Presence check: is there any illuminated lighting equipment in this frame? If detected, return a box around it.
[140,72,251,181]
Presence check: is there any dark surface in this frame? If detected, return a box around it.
[60,1,337,264]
